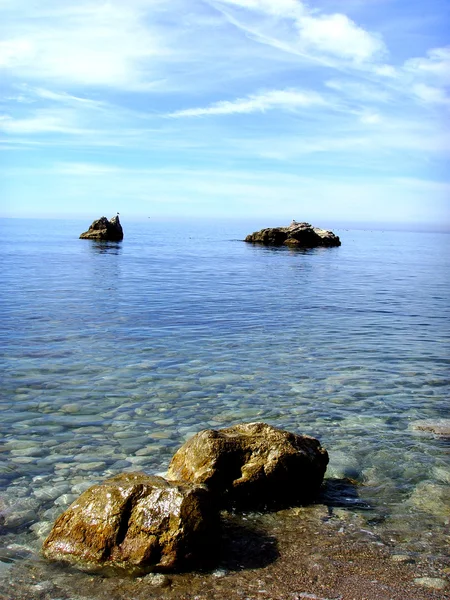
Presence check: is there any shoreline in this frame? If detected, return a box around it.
[3,505,449,600]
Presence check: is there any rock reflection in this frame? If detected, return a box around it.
[88,240,123,255]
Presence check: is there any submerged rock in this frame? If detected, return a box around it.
[166,422,328,508]
[42,472,217,574]
[411,419,450,437]
[245,221,340,248]
[79,215,123,241]
[408,481,450,520]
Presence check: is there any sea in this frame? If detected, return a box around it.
[0,218,449,598]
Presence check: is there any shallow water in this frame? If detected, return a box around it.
[0,218,449,595]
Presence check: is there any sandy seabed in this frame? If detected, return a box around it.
[2,504,449,600]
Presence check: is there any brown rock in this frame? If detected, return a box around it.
[79,215,123,241]
[42,472,217,574]
[245,221,340,247]
[166,422,329,508]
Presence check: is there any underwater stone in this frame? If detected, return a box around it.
[411,419,450,437]
[409,481,450,519]
[414,577,448,590]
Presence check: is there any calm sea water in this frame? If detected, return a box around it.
[0,218,449,591]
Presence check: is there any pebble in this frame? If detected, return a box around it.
[414,577,448,590]
[34,483,71,501]
[212,568,228,578]
[60,403,80,413]
[0,561,13,576]
[74,462,106,471]
[433,466,450,484]
[409,482,450,519]
[154,418,175,426]
[391,554,415,564]
[43,506,64,522]
[29,521,53,538]
[411,420,450,437]
[54,493,78,506]
[10,457,35,464]
[10,446,46,457]
[325,451,361,480]
[141,573,171,587]
[148,431,172,440]
[128,456,152,466]
[135,445,160,456]
[71,481,96,495]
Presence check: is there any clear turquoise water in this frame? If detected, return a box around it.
[0,218,449,577]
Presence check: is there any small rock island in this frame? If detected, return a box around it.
[79,215,123,241]
[245,221,341,248]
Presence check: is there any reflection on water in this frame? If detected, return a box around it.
[87,240,123,255]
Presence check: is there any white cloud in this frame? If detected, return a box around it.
[0,110,88,134]
[298,13,386,63]
[169,88,326,117]
[404,46,450,84]
[400,46,450,107]
[0,3,170,88]
[373,64,398,78]
[412,83,450,106]
[0,39,35,67]
[215,0,387,65]
[359,112,382,125]
[27,86,107,108]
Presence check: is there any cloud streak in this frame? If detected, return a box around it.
[213,0,387,65]
[168,89,326,117]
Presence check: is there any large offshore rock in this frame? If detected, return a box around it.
[166,422,328,508]
[79,215,123,241]
[245,221,340,248]
[42,472,217,573]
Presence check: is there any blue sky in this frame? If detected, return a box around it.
[1,0,449,228]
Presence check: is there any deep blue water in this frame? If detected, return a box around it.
[0,218,449,573]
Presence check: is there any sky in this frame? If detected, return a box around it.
[0,0,449,229]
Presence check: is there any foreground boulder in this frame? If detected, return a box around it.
[42,472,217,574]
[79,215,123,241]
[166,422,328,507]
[245,221,340,247]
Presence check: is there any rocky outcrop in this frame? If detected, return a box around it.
[166,422,328,508]
[79,215,123,241]
[42,424,329,574]
[42,472,217,574]
[245,221,340,248]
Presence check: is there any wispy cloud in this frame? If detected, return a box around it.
[212,0,387,65]
[168,88,326,117]
[412,83,450,105]
[0,2,174,89]
[404,46,450,83]
[0,109,89,135]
